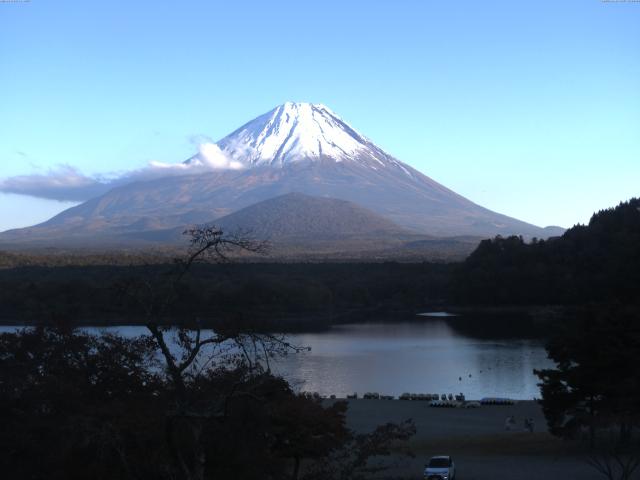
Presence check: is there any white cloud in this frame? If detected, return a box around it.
[198,143,244,170]
[0,165,107,202]
[0,142,246,202]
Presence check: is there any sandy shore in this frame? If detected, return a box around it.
[334,399,601,479]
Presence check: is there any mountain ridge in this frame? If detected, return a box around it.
[0,102,564,246]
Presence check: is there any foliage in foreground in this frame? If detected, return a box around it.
[535,307,640,479]
[535,307,640,442]
[0,326,414,480]
[0,226,416,480]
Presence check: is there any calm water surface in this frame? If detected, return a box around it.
[276,321,552,400]
[1,320,552,399]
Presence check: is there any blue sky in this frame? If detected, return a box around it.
[1,0,639,231]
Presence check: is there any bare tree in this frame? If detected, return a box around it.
[119,225,302,480]
[586,448,640,480]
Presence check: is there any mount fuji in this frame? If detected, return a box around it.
[187,102,414,171]
[0,102,563,248]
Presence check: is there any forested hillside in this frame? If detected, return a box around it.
[453,198,640,305]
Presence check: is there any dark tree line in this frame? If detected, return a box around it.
[0,262,453,330]
[453,198,640,306]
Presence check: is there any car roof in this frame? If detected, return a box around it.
[430,455,451,460]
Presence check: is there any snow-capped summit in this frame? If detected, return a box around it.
[186,102,408,172]
[218,102,377,166]
[184,102,414,177]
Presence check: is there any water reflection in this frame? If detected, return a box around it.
[0,320,553,399]
[270,321,552,399]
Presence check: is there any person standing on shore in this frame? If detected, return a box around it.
[523,417,534,433]
[505,416,516,431]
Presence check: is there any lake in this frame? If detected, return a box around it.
[1,319,553,400]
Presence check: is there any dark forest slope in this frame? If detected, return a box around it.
[453,198,640,305]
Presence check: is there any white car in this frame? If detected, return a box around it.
[424,455,456,480]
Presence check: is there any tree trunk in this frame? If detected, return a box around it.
[166,415,192,480]
[589,396,595,449]
[191,419,206,480]
[292,455,300,480]
[621,420,632,445]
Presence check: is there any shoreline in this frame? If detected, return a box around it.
[0,304,558,335]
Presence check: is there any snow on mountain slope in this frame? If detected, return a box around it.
[186,102,412,174]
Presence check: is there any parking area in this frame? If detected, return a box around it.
[335,399,602,480]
